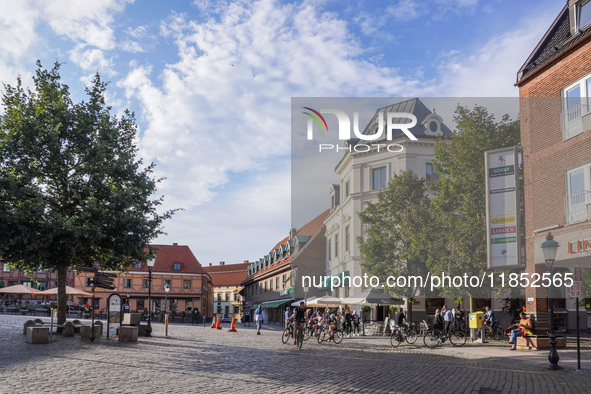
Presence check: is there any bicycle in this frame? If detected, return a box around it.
[296,325,304,350]
[282,324,294,344]
[423,326,467,348]
[476,322,505,341]
[317,326,343,344]
[389,325,418,347]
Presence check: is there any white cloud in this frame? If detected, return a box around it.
[121,0,417,214]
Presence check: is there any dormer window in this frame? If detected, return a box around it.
[173,263,182,271]
[578,0,591,30]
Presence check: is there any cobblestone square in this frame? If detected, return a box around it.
[2,315,591,393]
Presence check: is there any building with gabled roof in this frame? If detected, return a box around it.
[74,243,213,317]
[516,0,591,334]
[203,261,250,322]
[241,209,329,323]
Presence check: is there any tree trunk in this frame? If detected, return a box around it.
[57,266,67,325]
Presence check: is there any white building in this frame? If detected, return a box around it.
[322,98,451,321]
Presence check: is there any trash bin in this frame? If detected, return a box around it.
[469,312,484,329]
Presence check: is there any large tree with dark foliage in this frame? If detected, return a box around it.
[0,62,175,324]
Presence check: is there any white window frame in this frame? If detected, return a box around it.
[334,233,339,258]
[578,0,591,31]
[345,225,350,252]
[372,167,387,190]
[562,72,591,140]
[565,163,591,224]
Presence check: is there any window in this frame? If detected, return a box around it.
[282,274,287,288]
[372,167,387,190]
[328,239,332,260]
[234,306,240,314]
[143,279,150,288]
[2,263,10,272]
[331,194,336,209]
[566,163,591,223]
[163,279,171,288]
[183,280,191,289]
[562,72,591,139]
[235,294,240,302]
[134,262,142,269]
[217,294,222,302]
[124,279,132,288]
[334,234,339,258]
[269,279,273,291]
[345,225,350,252]
[275,277,279,290]
[225,306,230,314]
[225,293,230,301]
[345,180,350,197]
[579,0,591,30]
[173,263,181,271]
[21,281,32,287]
[37,281,47,291]
[264,281,267,293]
[426,163,439,183]
[86,278,93,287]
[217,306,222,314]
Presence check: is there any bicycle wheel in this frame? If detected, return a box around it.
[282,328,291,344]
[405,329,418,344]
[333,330,344,344]
[493,327,505,341]
[449,330,467,347]
[317,329,326,344]
[303,326,313,341]
[423,330,440,348]
[297,330,303,350]
[390,332,402,348]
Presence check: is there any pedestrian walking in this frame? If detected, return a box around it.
[352,310,361,336]
[345,309,353,336]
[254,305,264,335]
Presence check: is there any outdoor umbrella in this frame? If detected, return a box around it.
[0,284,42,295]
[308,295,342,307]
[291,296,319,306]
[341,287,403,305]
[37,286,93,297]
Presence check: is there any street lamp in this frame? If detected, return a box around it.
[541,232,560,370]
[145,248,156,337]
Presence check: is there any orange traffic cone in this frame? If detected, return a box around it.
[228,316,237,332]
[210,316,216,329]
[216,315,222,330]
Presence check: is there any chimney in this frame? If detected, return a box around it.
[209,263,212,266]
[219,261,225,266]
[244,260,249,264]
[289,227,297,239]
[173,242,178,246]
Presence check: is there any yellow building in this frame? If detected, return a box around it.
[203,261,250,322]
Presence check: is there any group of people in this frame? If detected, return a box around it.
[432,305,467,335]
[282,302,362,345]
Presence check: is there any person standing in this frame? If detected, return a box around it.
[345,309,353,337]
[352,310,361,336]
[442,305,453,335]
[284,306,293,329]
[254,305,264,335]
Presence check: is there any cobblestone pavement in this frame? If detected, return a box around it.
[2,315,591,393]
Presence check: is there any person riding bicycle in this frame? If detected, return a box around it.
[394,307,408,334]
[293,301,306,345]
[484,306,496,337]
[327,313,337,339]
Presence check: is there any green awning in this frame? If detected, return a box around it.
[258,298,295,309]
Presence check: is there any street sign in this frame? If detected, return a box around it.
[571,281,581,298]
[96,272,118,278]
[94,283,116,290]
[574,267,583,282]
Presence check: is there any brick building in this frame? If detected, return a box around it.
[203,261,250,322]
[74,243,213,317]
[0,262,75,303]
[241,209,329,323]
[516,0,591,332]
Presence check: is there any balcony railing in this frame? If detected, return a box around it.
[562,103,588,140]
[565,190,591,224]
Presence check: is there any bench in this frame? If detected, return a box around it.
[118,326,138,342]
[514,316,566,349]
[26,326,49,344]
[80,325,102,341]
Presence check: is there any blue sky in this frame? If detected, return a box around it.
[0,0,563,265]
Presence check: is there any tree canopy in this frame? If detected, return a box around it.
[0,61,175,322]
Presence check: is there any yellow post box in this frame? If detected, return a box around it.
[469,312,484,329]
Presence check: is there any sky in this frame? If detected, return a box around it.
[0,0,564,266]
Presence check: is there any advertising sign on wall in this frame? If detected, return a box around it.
[485,146,521,269]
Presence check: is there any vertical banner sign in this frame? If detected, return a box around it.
[485,146,521,268]
[107,293,122,338]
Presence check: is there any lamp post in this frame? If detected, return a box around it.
[164,283,170,337]
[145,248,156,337]
[541,232,560,370]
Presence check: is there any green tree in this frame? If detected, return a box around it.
[0,62,175,324]
[358,171,437,322]
[431,105,520,310]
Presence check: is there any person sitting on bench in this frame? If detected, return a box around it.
[509,312,533,350]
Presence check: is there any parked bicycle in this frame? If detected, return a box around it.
[390,325,418,347]
[423,326,467,348]
[476,322,505,341]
